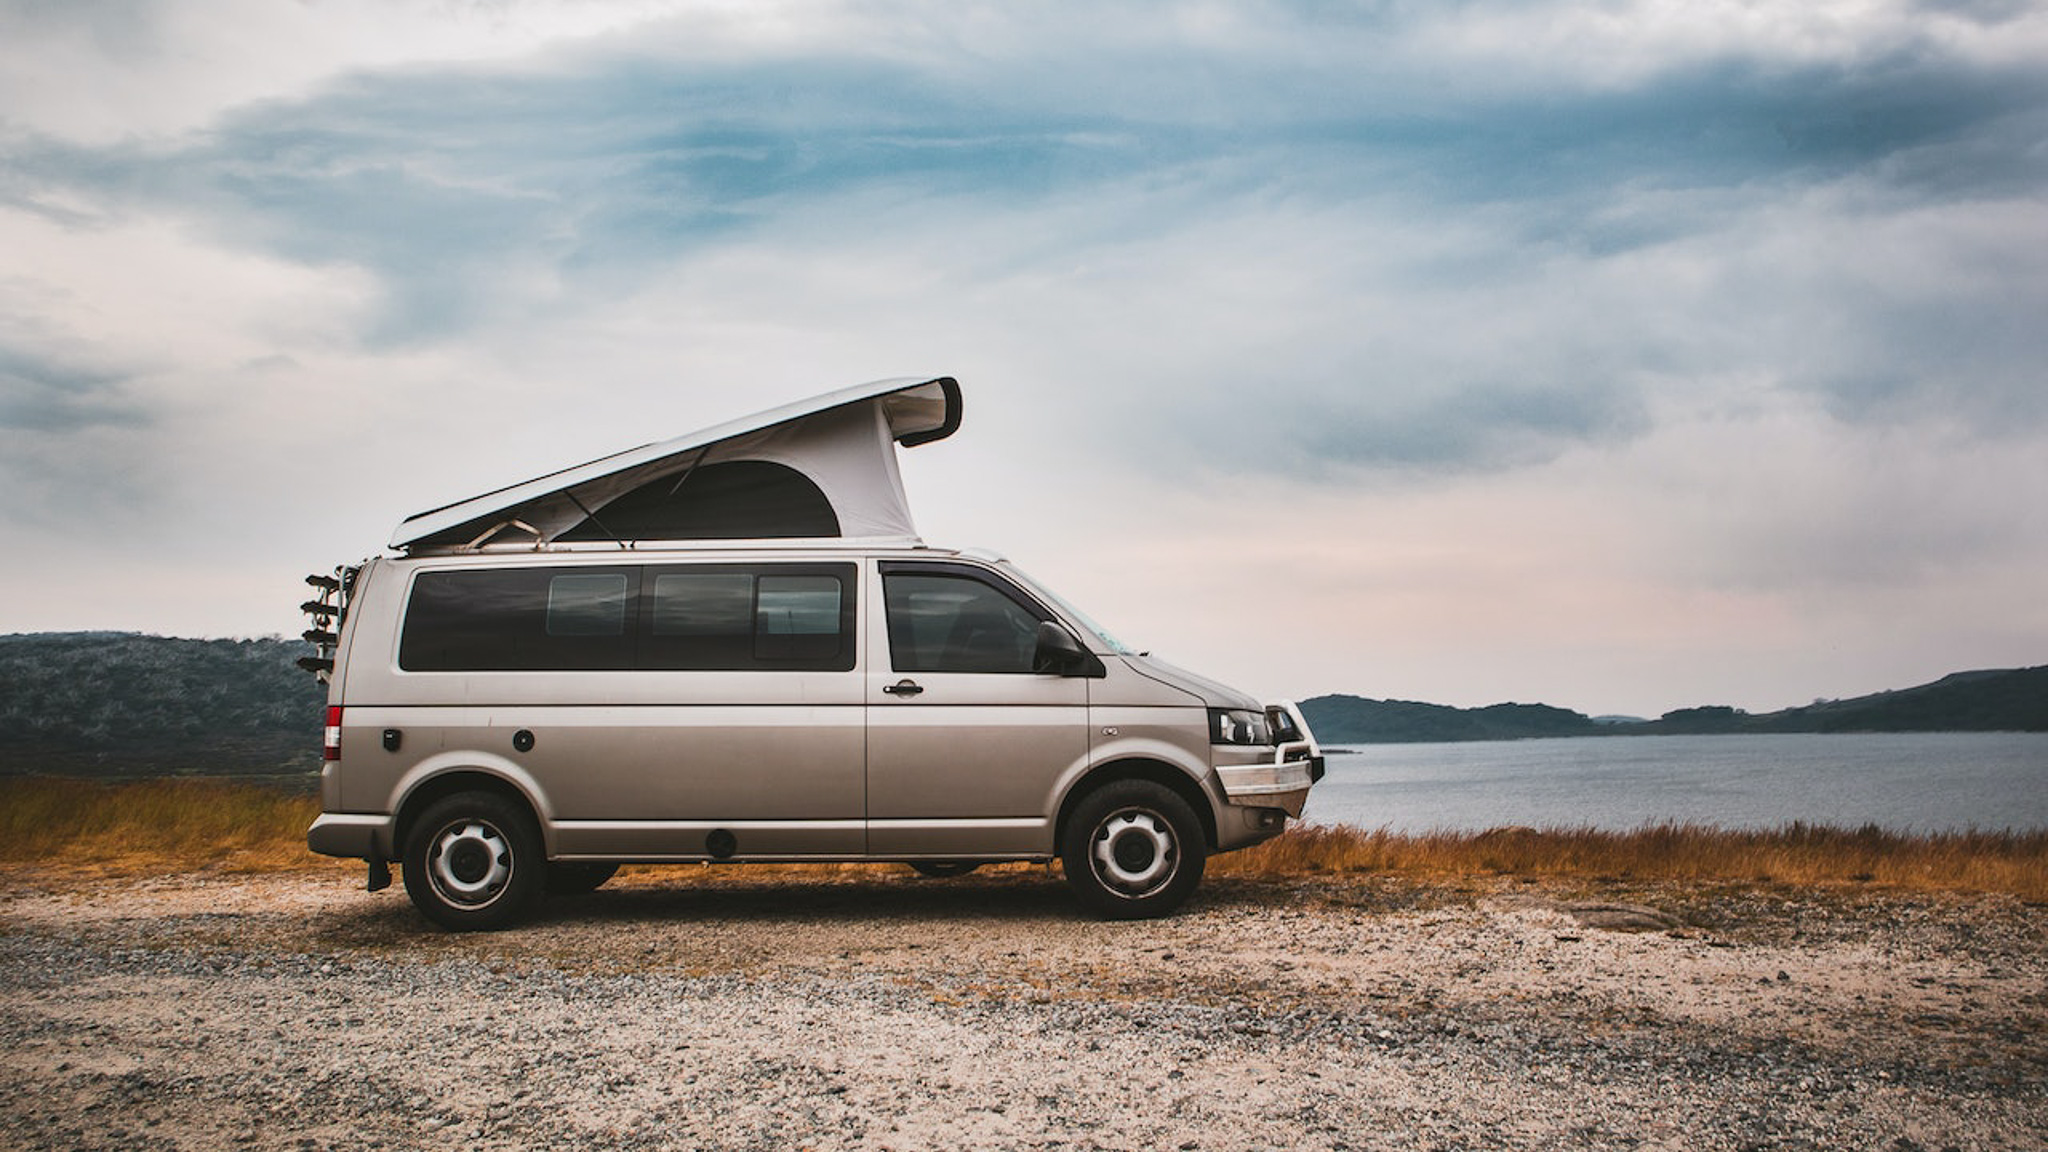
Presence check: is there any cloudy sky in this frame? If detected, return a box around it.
[4,0,2045,716]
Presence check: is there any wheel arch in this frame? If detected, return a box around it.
[393,768,548,861]
[1055,758,1219,852]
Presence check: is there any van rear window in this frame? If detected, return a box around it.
[398,564,854,672]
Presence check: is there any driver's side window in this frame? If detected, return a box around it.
[884,573,1042,674]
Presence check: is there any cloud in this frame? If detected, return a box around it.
[0,267,162,525]
[0,1,2028,492]
[0,289,151,436]
[6,1,2034,338]
[1290,380,1652,474]
[0,0,705,141]
[0,338,146,434]
[0,0,2044,707]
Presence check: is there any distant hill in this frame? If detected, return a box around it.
[0,633,324,777]
[1301,665,2048,744]
[1635,666,2048,736]
[1295,697,1606,744]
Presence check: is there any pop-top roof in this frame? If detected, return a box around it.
[393,376,961,553]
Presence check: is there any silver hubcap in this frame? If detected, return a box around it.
[428,820,512,906]
[1090,808,1176,897]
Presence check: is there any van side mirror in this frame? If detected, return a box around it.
[1033,621,1105,677]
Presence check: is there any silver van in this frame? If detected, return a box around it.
[304,378,1322,929]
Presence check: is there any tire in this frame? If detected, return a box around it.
[908,861,982,879]
[1060,779,1207,920]
[402,791,544,931]
[545,861,620,896]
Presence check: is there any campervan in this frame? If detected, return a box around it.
[304,377,1322,929]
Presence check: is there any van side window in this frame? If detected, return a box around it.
[547,573,631,637]
[399,563,853,672]
[642,565,855,671]
[884,573,1043,674]
[755,574,845,662]
[401,567,641,671]
[649,572,754,667]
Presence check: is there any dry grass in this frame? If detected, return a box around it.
[1213,821,2048,901]
[3,778,2042,900]
[0,777,336,875]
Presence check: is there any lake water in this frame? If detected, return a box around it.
[1300,732,2048,833]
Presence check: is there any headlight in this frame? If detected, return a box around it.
[1209,708,1272,746]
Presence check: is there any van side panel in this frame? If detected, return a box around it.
[334,558,866,858]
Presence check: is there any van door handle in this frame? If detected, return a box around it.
[883,679,925,697]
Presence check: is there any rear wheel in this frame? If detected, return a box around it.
[1060,779,1206,919]
[403,791,544,932]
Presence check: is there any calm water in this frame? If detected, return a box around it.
[1301,732,2048,833]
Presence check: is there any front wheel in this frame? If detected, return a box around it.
[403,792,544,932]
[1060,780,1206,920]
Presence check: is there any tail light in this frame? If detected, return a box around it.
[324,706,343,761]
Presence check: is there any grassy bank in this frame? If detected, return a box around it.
[0,777,337,874]
[3,777,2042,899]
[1214,820,2048,900]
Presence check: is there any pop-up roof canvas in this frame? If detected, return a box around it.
[391,377,960,553]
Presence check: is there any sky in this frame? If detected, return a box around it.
[3,0,2046,718]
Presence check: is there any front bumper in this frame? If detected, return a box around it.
[1214,755,1323,818]
[1213,700,1324,819]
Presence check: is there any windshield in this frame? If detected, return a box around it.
[1004,563,1137,656]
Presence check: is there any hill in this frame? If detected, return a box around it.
[1295,697,1606,744]
[0,633,323,777]
[1301,664,2048,744]
[1635,666,2048,736]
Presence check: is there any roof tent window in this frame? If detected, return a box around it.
[560,460,840,542]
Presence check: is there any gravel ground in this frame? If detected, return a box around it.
[1,864,2043,1151]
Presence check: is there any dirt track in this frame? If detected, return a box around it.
[2,866,2043,1151]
